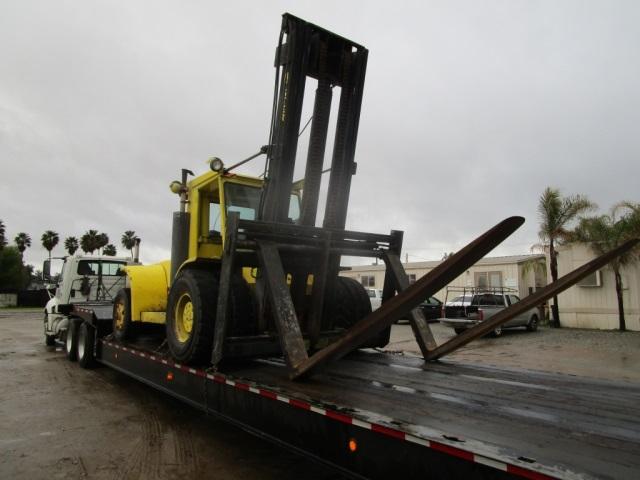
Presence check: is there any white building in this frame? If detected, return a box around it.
[341,254,546,302]
[555,243,640,331]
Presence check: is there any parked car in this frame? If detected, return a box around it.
[366,289,384,310]
[440,288,539,337]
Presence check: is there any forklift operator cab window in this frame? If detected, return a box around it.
[209,184,300,234]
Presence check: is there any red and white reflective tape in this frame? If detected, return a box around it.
[102,341,557,480]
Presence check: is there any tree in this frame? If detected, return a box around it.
[14,232,32,258]
[97,233,109,254]
[0,219,6,250]
[41,230,59,261]
[573,204,640,331]
[121,230,138,259]
[0,247,30,290]
[536,187,595,327]
[103,244,117,256]
[80,230,100,254]
[64,236,79,256]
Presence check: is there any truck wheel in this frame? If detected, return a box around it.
[65,318,81,361]
[77,322,96,369]
[454,328,466,335]
[44,313,55,346]
[526,315,539,332]
[490,326,503,338]
[113,289,136,341]
[166,270,217,365]
[333,277,388,348]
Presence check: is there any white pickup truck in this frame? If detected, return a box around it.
[439,288,540,337]
[43,256,137,347]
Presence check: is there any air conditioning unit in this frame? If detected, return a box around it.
[577,270,602,287]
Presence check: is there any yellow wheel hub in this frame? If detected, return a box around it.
[174,293,194,343]
[114,301,125,330]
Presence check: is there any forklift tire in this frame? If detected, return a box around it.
[77,322,96,369]
[65,318,81,361]
[113,289,136,341]
[334,277,389,348]
[166,270,218,365]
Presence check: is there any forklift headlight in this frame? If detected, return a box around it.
[209,157,224,172]
[169,181,183,194]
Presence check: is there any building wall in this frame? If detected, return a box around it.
[341,256,545,302]
[556,244,640,331]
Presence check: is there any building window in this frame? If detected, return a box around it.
[474,271,502,290]
[361,275,375,287]
[408,274,416,284]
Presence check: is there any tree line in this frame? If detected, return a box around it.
[0,221,140,290]
[536,188,640,331]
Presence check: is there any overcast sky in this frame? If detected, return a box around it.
[1,0,639,271]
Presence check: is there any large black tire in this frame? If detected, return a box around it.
[77,322,96,369]
[526,314,539,332]
[44,313,55,346]
[333,277,389,348]
[113,289,136,341]
[65,318,81,361]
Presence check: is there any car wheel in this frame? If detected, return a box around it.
[77,322,96,369]
[526,315,539,332]
[65,318,81,361]
[490,326,503,338]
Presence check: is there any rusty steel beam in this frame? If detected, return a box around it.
[291,216,525,379]
[382,252,437,355]
[256,241,309,372]
[426,238,640,361]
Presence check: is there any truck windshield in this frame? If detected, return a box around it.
[77,260,126,276]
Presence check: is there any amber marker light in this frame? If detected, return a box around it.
[348,438,358,453]
[167,371,174,381]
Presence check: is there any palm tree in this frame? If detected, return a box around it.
[64,236,79,256]
[14,232,32,258]
[41,230,59,261]
[103,244,117,256]
[121,230,138,259]
[80,230,100,254]
[573,204,640,331]
[0,219,7,250]
[536,187,595,327]
[97,233,109,254]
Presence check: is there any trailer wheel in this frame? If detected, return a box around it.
[65,318,81,361]
[166,270,217,365]
[526,314,539,332]
[77,322,96,369]
[333,277,389,348]
[113,289,136,341]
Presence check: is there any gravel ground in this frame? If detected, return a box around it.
[385,321,640,383]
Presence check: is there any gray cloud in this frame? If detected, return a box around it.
[1,0,638,270]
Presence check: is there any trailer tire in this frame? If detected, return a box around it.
[166,269,218,365]
[77,322,96,369]
[526,314,539,332]
[113,289,136,341]
[65,318,81,361]
[334,277,389,348]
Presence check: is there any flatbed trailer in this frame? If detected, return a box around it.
[68,318,639,480]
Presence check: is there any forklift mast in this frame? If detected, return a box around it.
[259,13,368,230]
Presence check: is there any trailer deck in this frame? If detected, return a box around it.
[97,337,640,480]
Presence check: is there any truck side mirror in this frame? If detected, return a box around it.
[43,260,51,281]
